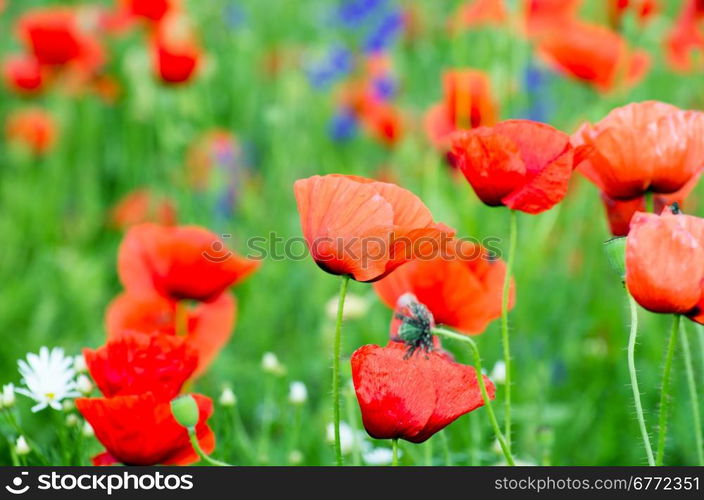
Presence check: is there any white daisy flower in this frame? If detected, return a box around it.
[16,347,80,412]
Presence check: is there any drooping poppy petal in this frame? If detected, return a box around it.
[626,211,704,316]
[84,331,197,399]
[118,223,259,303]
[374,240,514,335]
[449,119,575,214]
[105,291,236,376]
[76,392,214,466]
[294,175,454,282]
[351,342,493,443]
[574,101,704,201]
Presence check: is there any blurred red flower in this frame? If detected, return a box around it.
[5,108,57,155]
[523,0,582,36]
[109,189,177,230]
[2,55,44,95]
[449,0,508,32]
[449,119,576,214]
[120,0,177,23]
[351,341,493,443]
[84,331,197,399]
[425,69,498,151]
[105,291,236,376]
[607,0,659,29]
[151,13,201,84]
[626,209,704,323]
[535,20,650,92]
[76,392,214,466]
[118,223,259,303]
[573,101,704,201]
[294,174,454,282]
[374,239,514,335]
[665,0,704,72]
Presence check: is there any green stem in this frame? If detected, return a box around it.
[188,428,231,466]
[656,314,679,466]
[392,439,399,466]
[501,210,517,451]
[432,326,515,465]
[680,321,704,465]
[627,293,655,466]
[332,275,350,466]
[424,438,433,466]
[645,192,655,214]
[440,431,452,466]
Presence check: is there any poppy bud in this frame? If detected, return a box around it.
[171,394,200,429]
[604,237,627,281]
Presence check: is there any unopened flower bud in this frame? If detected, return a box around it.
[261,352,285,376]
[219,387,237,407]
[15,436,30,456]
[490,360,506,385]
[288,450,303,465]
[604,237,626,282]
[82,421,94,438]
[2,384,15,408]
[73,354,87,373]
[288,381,308,405]
[76,375,93,395]
[171,395,200,428]
[65,414,79,427]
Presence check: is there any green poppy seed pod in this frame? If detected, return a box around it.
[604,237,627,282]
[171,395,199,429]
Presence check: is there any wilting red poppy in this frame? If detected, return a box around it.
[84,331,197,399]
[600,173,700,236]
[535,20,650,92]
[105,291,236,376]
[294,174,454,282]
[449,0,508,32]
[374,240,514,335]
[151,13,201,84]
[2,55,44,95]
[5,108,57,155]
[109,189,177,230]
[425,69,498,151]
[573,101,704,201]
[120,0,176,23]
[351,341,493,443]
[118,223,259,303]
[76,392,214,466]
[449,119,575,214]
[17,8,104,72]
[626,209,704,323]
[665,0,704,72]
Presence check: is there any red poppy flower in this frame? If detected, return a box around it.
[17,8,104,71]
[84,331,197,399]
[118,223,259,303]
[2,55,44,95]
[5,108,57,155]
[294,175,454,282]
[374,240,514,335]
[151,14,201,84]
[76,393,214,466]
[351,342,493,443]
[535,20,650,92]
[607,0,658,29]
[425,69,498,151]
[448,119,575,214]
[109,189,177,230]
[450,0,508,32]
[626,210,704,323]
[573,101,704,201]
[105,291,236,376]
[666,0,704,72]
[357,101,404,148]
[120,0,176,23]
[600,173,699,236]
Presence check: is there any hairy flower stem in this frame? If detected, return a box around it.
[656,314,679,466]
[188,428,231,466]
[432,326,515,466]
[627,293,655,466]
[392,439,399,466]
[501,210,517,451]
[332,275,350,466]
[680,322,704,465]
